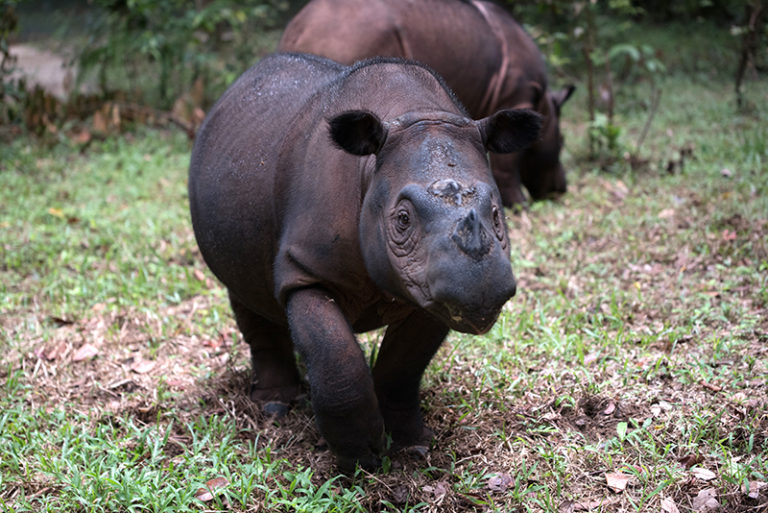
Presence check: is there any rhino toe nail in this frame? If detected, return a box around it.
[405,444,430,459]
[263,401,290,417]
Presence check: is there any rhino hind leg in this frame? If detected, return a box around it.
[373,310,449,450]
[229,294,302,416]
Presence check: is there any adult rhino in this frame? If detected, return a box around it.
[279,0,575,207]
[189,53,541,471]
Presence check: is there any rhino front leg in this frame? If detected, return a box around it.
[230,294,302,415]
[286,287,384,472]
[373,310,449,448]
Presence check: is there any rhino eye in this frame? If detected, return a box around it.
[396,210,411,232]
[491,205,505,241]
[388,201,417,253]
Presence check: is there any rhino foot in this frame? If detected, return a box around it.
[249,382,303,417]
[262,401,290,417]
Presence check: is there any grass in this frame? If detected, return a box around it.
[2,18,768,513]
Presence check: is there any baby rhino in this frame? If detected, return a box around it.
[188,53,541,471]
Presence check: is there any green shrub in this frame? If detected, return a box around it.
[77,0,288,110]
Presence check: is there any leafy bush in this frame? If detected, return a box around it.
[77,0,288,110]
[0,0,22,127]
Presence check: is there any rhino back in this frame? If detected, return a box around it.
[189,53,342,322]
[279,0,547,118]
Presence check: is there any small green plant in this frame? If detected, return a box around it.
[78,0,288,110]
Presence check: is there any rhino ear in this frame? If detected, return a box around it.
[328,110,388,155]
[478,108,542,154]
[552,85,576,111]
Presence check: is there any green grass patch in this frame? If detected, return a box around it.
[2,17,767,513]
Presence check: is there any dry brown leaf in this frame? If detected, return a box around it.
[487,473,513,493]
[47,207,65,219]
[742,480,767,500]
[658,208,675,219]
[678,454,703,468]
[72,343,99,362]
[691,467,717,481]
[194,476,229,502]
[39,340,68,360]
[193,268,206,282]
[583,352,599,365]
[423,480,450,499]
[700,380,723,392]
[563,498,612,511]
[692,488,719,511]
[605,472,630,493]
[131,359,156,374]
[661,496,680,513]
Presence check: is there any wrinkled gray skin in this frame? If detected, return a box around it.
[279,0,575,207]
[188,53,541,471]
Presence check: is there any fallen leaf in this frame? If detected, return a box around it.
[72,343,99,362]
[193,268,206,281]
[678,454,703,468]
[487,473,513,493]
[691,467,717,481]
[559,498,613,512]
[605,472,630,493]
[575,499,607,510]
[131,359,156,374]
[700,380,723,392]
[583,352,599,365]
[658,208,675,219]
[661,496,680,513]
[194,476,229,502]
[692,488,719,511]
[39,340,68,360]
[391,485,409,505]
[742,480,767,500]
[721,229,737,241]
[47,207,65,219]
[423,480,450,499]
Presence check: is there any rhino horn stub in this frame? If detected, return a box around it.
[428,179,476,206]
[451,208,492,260]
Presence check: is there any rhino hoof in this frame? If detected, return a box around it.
[405,444,430,459]
[263,401,290,417]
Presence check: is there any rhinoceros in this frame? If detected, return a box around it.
[279,0,575,207]
[188,52,541,471]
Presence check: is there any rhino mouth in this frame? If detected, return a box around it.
[435,302,503,335]
[402,280,501,334]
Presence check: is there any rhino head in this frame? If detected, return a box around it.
[329,108,541,334]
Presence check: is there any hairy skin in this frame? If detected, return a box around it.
[188,53,541,471]
[279,0,575,207]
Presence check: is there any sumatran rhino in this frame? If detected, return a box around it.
[188,53,541,471]
[279,0,575,207]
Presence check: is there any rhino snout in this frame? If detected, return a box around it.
[428,223,517,334]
